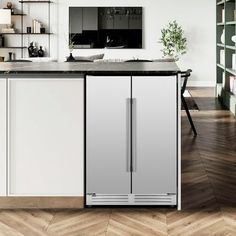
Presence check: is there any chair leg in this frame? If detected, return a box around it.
[181,95,197,136]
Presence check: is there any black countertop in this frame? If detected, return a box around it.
[0,62,180,76]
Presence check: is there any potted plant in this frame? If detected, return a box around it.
[159,20,187,61]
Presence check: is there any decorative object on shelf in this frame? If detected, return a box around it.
[232,54,236,70]
[220,49,225,65]
[220,29,225,44]
[33,19,42,33]
[0,35,4,48]
[0,9,11,48]
[7,2,13,9]
[159,20,187,61]
[0,9,15,33]
[222,72,225,88]
[66,35,75,61]
[0,57,4,62]
[27,27,31,33]
[234,78,236,95]
[66,53,75,62]
[38,46,44,57]
[231,35,236,44]
[40,27,46,34]
[28,42,38,57]
[0,9,11,26]
[1,27,15,33]
[234,10,236,21]
[8,52,13,61]
[222,9,225,22]
[6,2,14,14]
[229,76,236,93]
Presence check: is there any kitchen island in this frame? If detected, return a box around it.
[0,62,181,210]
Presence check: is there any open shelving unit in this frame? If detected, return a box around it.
[0,0,53,59]
[216,0,236,115]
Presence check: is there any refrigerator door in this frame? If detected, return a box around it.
[132,76,177,194]
[86,76,131,194]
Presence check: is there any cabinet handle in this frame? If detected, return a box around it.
[132,98,137,172]
[126,98,131,172]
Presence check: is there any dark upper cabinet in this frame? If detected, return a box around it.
[69,7,83,34]
[129,14,142,29]
[99,15,114,30]
[69,7,143,49]
[114,15,129,29]
[83,8,98,31]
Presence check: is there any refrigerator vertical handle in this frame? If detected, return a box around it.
[132,98,137,172]
[126,98,131,172]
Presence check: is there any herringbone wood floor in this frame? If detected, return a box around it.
[0,88,235,236]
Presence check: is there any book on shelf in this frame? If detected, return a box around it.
[233,79,236,95]
[232,54,236,70]
[229,76,236,94]
[220,49,225,66]
[222,72,225,87]
[222,9,225,23]
[1,28,15,33]
[33,19,41,33]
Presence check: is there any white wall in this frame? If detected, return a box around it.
[58,0,216,86]
[0,0,216,86]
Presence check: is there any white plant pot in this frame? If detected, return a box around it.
[231,35,236,44]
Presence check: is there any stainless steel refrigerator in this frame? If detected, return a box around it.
[86,75,178,206]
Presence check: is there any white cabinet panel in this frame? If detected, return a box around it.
[8,79,84,196]
[0,79,6,196]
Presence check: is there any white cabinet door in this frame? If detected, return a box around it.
[0,79,6,196]
[8,78,84,196]
[132,76,177,194]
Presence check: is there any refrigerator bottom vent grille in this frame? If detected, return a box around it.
[86,194,176,206]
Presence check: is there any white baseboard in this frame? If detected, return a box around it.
[187,81,215,87]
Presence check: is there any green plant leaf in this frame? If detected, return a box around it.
[159,20,187,60]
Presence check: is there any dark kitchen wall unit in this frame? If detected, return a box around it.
[69,7,143,49]
[216,0,236,115]
[0,1,52,59]
[69,7,98,33]
[98,7,142,30]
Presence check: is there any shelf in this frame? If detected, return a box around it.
[217,63,225,70]
[226,45,236,50]
[226,68,236,75]
[226,0,235,2]
[217,84,236,116]
[217,22,225,25]
[0,47,27,49]
[1,33,52,35]
[19,1,53,3]
[11,14,27,16]
[226,21,236,25]
[217,0,225,5]
[217,43,225,48]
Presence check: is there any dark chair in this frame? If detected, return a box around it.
[181,69,197,136]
